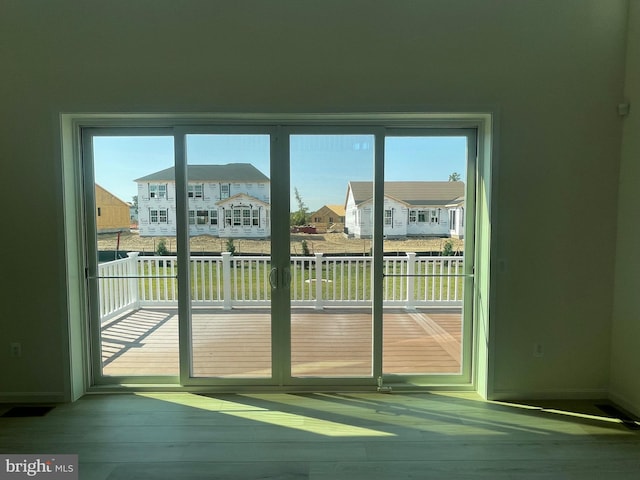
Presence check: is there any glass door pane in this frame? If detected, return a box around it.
[89,134,179,378]
[289,134,375,378]
[382,135,470,376]
[185,134,272,378]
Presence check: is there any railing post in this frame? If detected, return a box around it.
[222,252,232,310]
[314,253,324,310]
[127,252,140,309]
[406,252,416,311]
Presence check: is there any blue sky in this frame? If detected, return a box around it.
[93,134,467,211]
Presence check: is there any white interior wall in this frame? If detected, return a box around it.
[0,0,630,403]
[611,0,640,416]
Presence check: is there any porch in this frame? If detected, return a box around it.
[101,307,462,377]
[97,253,465,378]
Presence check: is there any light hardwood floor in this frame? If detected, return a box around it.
[1,393,639,479]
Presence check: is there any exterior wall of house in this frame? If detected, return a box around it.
[346,195,461,239]
[382,197,409,238]
[345,190,371,238]
[95,186,130,233]
[214,194,270,238]
[448,207,465,239]
[406,207,451,237]
[137,180,270,237]
[310,205,345,232]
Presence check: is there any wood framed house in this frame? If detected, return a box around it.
[95,184,131,233]
[344,181,465,239]
[135,163,270,238]
[310,204,346,232]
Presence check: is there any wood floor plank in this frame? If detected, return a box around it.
[1,394,638,480]
[101,308,462,377]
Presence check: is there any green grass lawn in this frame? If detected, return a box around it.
[132,257,465,302]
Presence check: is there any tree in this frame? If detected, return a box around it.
[291,187,309,226]
[132,195,139,214]
[448,172,461,182]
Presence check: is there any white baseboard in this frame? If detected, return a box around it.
[0,392,67,404]
[487,388,609,401]
[608,391,640,419]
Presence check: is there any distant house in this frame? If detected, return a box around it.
[135,163,270,238]
[310,204,346,232]
[95,184,131,233]
[344,181,465,239]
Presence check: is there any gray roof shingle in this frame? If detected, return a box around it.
[348,181,464,207]
[135,163,269,183]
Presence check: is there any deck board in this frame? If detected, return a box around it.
[101,308,462,378]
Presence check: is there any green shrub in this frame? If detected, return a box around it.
[442,240,454,256]
[301,240,311,256]
[225,238,236,255]
[156,239,169,256]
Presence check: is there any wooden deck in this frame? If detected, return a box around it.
[101,308,462,378]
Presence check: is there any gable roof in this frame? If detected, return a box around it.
[135,163,269,183]
[215,193,269,207]
[326,204,346,217]
[312,204,346,217]
[348,181,464,207]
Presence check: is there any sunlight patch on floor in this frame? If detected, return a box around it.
[136,392,395,437]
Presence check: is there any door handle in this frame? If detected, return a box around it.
[268,267,291,289]
[269,268,278,289]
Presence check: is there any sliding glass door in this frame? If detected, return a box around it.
[84,129,181,382]
[184,132,273,379]
[288,132,375,379]
[381,131,475,384]
[83,121,476,388]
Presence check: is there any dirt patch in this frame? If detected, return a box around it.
[98,231,464,255]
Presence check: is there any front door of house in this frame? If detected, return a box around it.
[83,121,476,389]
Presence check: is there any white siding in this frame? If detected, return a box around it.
[383,197,408,237]
[406,207,450,237]
[137,181,270,238]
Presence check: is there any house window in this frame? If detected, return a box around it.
[417,210,427,222]
[449,210,456,228]
[188,210,195,225]
[233,209,241,226]
[159,209,168,223]
[430,209,439,224]
[329,216,334,222]
[409,210,416,223]
[150,209,158,223]
[196,210,208,224]
[252,209,259,226]
[221,184,230,199]
[149,184,167,199]
[210,210,218,226]
[97,207,101,217]
[188,184,203,199]
[242,208,251,226]
[384,209,392,226]
[225,209,232,226]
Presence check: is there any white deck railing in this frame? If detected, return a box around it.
[98,252,465,321]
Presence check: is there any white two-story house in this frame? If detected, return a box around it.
[135,163,270,238]
[344,181,465,239]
